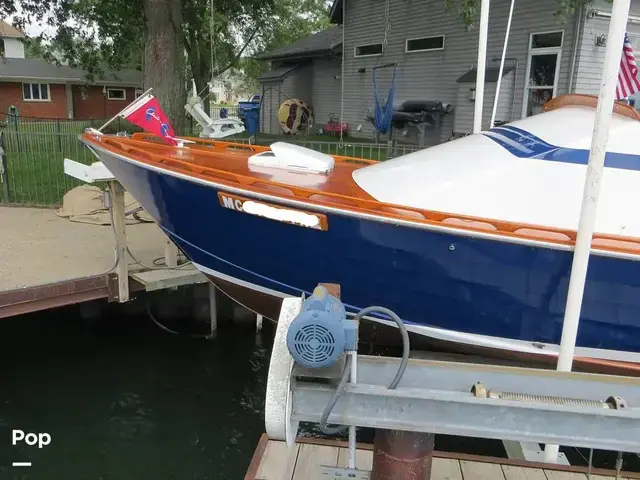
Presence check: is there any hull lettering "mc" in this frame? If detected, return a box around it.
[217,192,328,230]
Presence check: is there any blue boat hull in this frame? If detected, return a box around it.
[92,146,640,358]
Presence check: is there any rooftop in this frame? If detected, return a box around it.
[257,26,342,61]
[0,20,25,39]
[0,57,142,86]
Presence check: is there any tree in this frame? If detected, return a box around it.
[1,0,605,129]
[442,0,607,28]
[241,0,332,90]
[1,0,276,129]
[182,0,274,114]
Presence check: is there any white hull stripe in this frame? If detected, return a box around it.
[193,262,640,364]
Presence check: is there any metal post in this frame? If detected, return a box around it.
[473,0,491,133]
[490,0,515,128]
[164,237,179,268]
[0,134,9,204]
[208,283,218,338]
[256,314,263,332]
[109,181,129,303]
[372,430,435,480]
[544,0,632,463]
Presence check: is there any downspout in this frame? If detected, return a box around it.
[568,5,585,94]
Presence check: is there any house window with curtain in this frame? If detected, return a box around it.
[23,83,50,101]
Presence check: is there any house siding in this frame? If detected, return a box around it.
[312,57,343,127]
[342,0,579,139]
[72,85,137,120]
[2,37,25,58]
[0,82,68,119]
[454,70,515,135]
[260,63,316,135]
[260,81,284,134]
[574,0,640,95]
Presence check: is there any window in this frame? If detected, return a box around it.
[107,88,126,100]
[354,43,383,57]
[522,31,564,118]
[23,83,50,101]
[406,35,445,52]
[0,38,4,56]
[135,89,144,99]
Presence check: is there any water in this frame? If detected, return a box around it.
[1,299,638,479]
[0,303,271,480]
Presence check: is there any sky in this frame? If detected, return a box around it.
[5,7,56,38]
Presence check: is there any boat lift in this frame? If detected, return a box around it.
[265,285,640,479]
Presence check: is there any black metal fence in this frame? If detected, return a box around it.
[0,117,420,207]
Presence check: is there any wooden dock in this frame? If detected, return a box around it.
[245,435,639,480]
[0,206,206,317]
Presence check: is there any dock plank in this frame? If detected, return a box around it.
[544,472,587,479]
[589,475,629,480]
[255,442,299,480]
[129,267,207,291]
[460,460,506,480]
[337,447,373,470]
[431,458,463,480]
[292,444,340,480]
[502,465,547,480]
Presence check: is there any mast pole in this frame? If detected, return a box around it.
[490,0,515,128]
[473,0,491,133]
[543,0,631,463]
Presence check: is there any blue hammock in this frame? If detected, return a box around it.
[372,65,397,134]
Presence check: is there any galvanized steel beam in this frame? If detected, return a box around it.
[290,355,640,454]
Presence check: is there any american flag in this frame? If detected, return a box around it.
[616,33,640,100]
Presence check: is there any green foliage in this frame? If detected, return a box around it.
[442,0,608,28]
[241,0,332,90]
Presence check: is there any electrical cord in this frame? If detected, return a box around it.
[145,298,213,338]
[353,306,409,389]
[318,305,410,435]
[319,354,353,435]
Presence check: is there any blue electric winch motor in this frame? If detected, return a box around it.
[286,286,358,369]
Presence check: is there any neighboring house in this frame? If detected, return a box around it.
[257,0,640,143]
[1,19,142,120]
[0,20,25,58]
[256,26,343,135]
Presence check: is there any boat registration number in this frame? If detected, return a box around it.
[218,192,328,231]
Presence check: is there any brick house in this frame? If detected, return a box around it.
[1,20,142,121]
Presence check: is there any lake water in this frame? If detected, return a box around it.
[0,298,637,479]
[0,302,271,480]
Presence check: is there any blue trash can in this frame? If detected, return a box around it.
[244,106,260,135]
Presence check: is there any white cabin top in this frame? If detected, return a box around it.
[353,104,640,238]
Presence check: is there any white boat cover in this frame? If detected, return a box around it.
[353,105,640,237]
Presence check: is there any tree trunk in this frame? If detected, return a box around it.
[142,0,186,133]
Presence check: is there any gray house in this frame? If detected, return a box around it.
[258,0,640,143]
[256,27,343,135]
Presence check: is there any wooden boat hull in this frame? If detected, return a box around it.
[83,138,640,371]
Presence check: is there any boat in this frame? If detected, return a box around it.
[79,94,640,374]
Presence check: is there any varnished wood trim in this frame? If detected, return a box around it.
[244,433,270,480]
[544,93,640,122]
[82,132,640,258]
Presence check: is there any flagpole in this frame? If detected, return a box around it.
[473,0,490,133]
[97,87,154,132]
[542,0,631,464]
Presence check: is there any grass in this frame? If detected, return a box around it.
[2,130,96,206]
[1,121,415,207]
